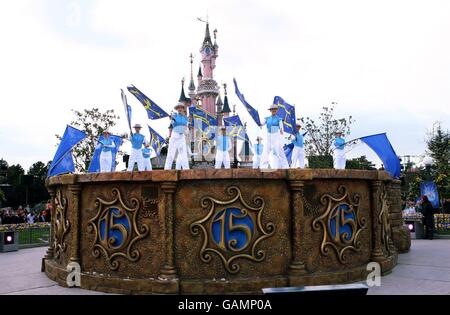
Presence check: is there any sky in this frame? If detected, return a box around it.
[1,0,450,170]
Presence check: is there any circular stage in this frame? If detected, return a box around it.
[43,169,410,294]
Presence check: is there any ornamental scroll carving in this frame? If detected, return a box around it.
[88,188,150,271]
[190,186,275,274]
[53,190,70,261]
[312,186,367,264]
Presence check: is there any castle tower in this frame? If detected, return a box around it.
[188,54,196,105]
[196,22,220,115]
[222,83,231,118]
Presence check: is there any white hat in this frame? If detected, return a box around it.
[268,104,279,110]
[174,102,184,109]
[256,136,262,141]
[133,124,142,129]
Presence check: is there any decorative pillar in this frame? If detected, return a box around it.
[370,180,384,262]
[68,185,82,264]
[159,182,178,279]
[288,181,307,278]
[45,188,56,260]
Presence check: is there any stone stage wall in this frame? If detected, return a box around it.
[43,169,410,294]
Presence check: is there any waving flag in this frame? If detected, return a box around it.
[127,85,169,120]
[360,133,401,178]
[273,96,296,135]
[283,143,295,165]
[121,89,133,133]
[233,78,261,126]
[48,126,87,177]
[420,181,440,209]
[148,125,166,156]
[224,115,248,142]
[189,106,217,139]
[88,135,123,173]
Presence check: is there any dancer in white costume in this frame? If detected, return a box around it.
[290,123,305,169]
[142,143,153,171]
[333,131,346,170]
[215,126,232,169]
[252,137,263,169]
[260,104,284,169]
[164,102,190,170]
[97,131,116,173]
[127,124,146,172]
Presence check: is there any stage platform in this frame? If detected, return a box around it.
[42,169,411,294]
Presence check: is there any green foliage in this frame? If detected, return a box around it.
[308,155,333,169]
[0,189,5,206]
[56,108,120,172]
[426,123,450,199]
[346,156,376,170]
[300,105,355,156]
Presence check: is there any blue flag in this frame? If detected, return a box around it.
[88,135,123,173]
[148,125,166,156]
[283,143,294,165]
[189,106,217,139]
[420,181,440,209]
[273,96,296,135]
[121,89,133,133]
[233,78,262,126]
[127,85,169,120]
[224,115,247,142]
[48,126,87,177]
[360,133,401,178]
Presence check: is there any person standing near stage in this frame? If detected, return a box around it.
[260,105,284,169]
[333,131,346,170]
[142,143,153,171]
[421,195,435,240]
[215,126,232,169]
[97,131,116,173]
[127,124,146,172]
[253,137,263,169]
[165,102,190,170]
[290,123,305,169]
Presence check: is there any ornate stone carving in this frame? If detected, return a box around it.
[141,185,160,218]
[379,188,395,256]
[87,188,149,271]
[53,190,70,261]
[312,186,367,264]
[190,186,275,274]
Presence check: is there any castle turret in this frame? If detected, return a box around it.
[197,22,220,115]
[188,54,196,105]
[222,83,231,118]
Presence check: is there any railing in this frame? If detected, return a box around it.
[0,223,51,249]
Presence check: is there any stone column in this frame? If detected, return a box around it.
[68,185,82,264]
[370,180,384,262]
[44,188,56,261]
[288,180,307,279]
[159,182,178,279]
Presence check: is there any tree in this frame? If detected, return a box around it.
[28,161,51,204]
[426,123,450,198]
[300,104,355,157]
[346,156,376,170]
[56,108,120,172]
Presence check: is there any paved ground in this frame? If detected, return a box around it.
[1,240,449,295]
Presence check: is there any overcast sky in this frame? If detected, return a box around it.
[1,0,449,170]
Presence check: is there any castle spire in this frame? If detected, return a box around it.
[178,78,188,103]
[189,53,196,92]
[201,22,214,51]
[222,83,231,116]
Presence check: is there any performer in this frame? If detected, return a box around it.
[127,124,146,172]
[260,104,284,169]
[333,131,346,170]
[252,137,263,169]
[164,102,190,170]
[142,143,153,171]
[290,123,305,169]
[97,131,116,173]
[215,126,232,169]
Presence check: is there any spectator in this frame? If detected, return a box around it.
[26,211,35,224]
[421,195,435,240]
